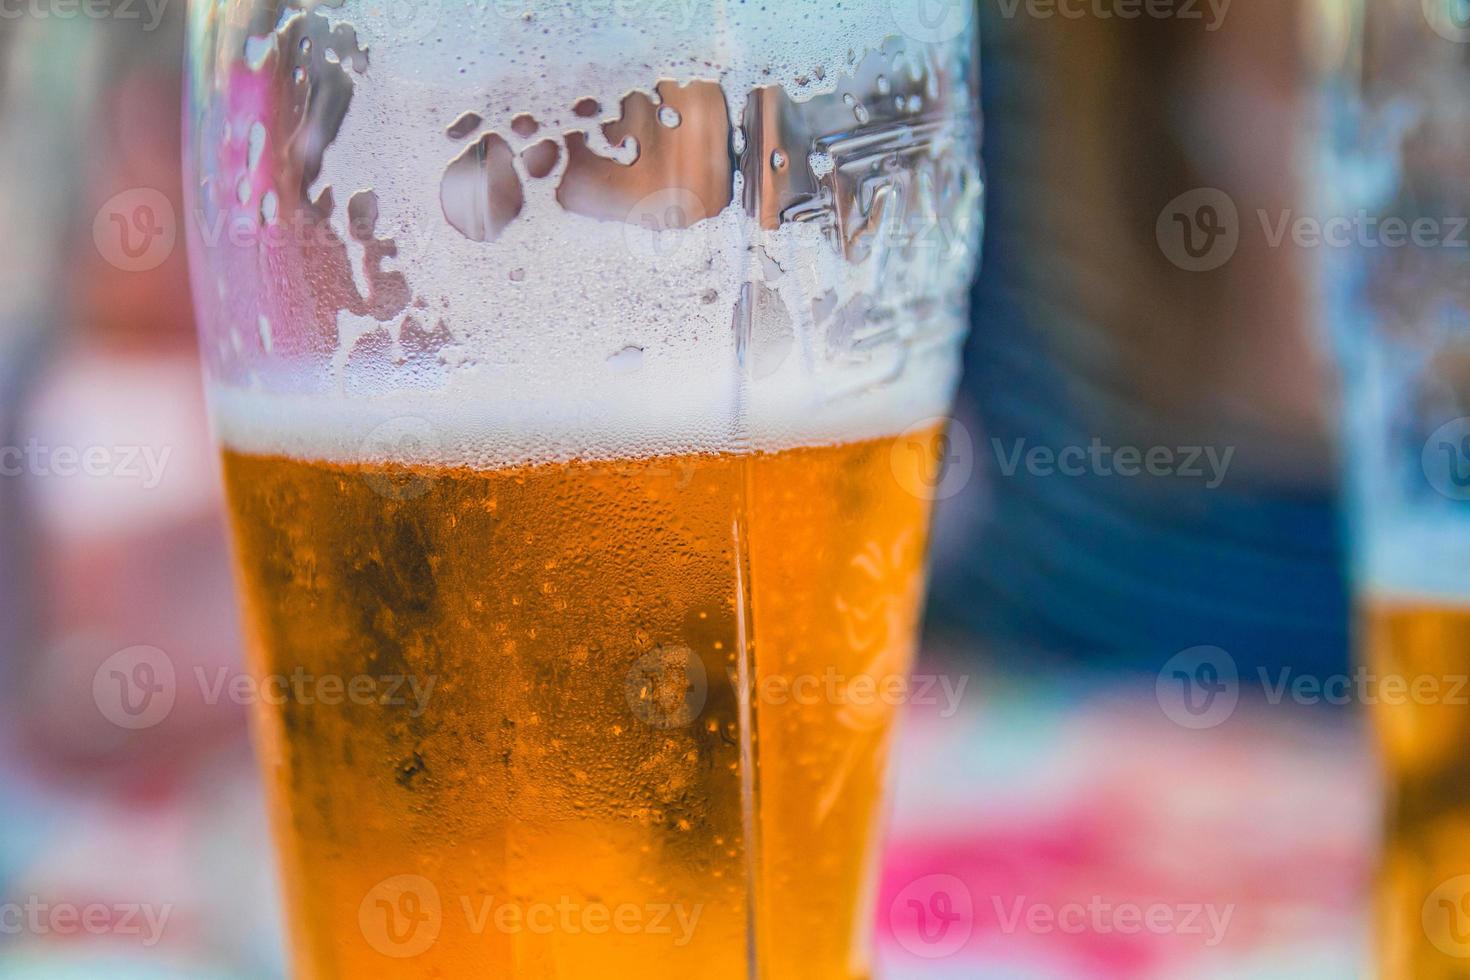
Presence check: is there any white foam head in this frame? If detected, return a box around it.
[194,0,981,467]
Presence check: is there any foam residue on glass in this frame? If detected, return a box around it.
[188,1,982,467]
[1320,9,1470,601]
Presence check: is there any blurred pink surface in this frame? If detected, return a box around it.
[878,673,1372,978]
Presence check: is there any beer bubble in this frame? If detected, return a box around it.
[446,111,482,140]
[247,121,266,172]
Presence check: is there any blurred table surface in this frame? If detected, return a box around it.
[0,658,1373,979]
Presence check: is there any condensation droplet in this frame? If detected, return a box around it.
[573,97,601,118]
[257,314,274,353]
[236,176,251,205]
[853,103,871,125]
[293,67,307,85]
[244,36,271,70]
[260,189,279,224]
[657,105,682,128]
[447,111,482,139]
[247,121,266,172]
[606,345,645,375]
[770,149,786,170]
[876,75,892,96]
[511,113,539,138]
[299,37,312,55]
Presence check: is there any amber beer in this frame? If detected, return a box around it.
[1368,599,1470,978]
[221,424,945,978]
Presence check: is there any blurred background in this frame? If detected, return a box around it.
[0,0,1399,976]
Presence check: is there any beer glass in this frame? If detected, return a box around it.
[1323,0,1470,974]
[185,1,980,976]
